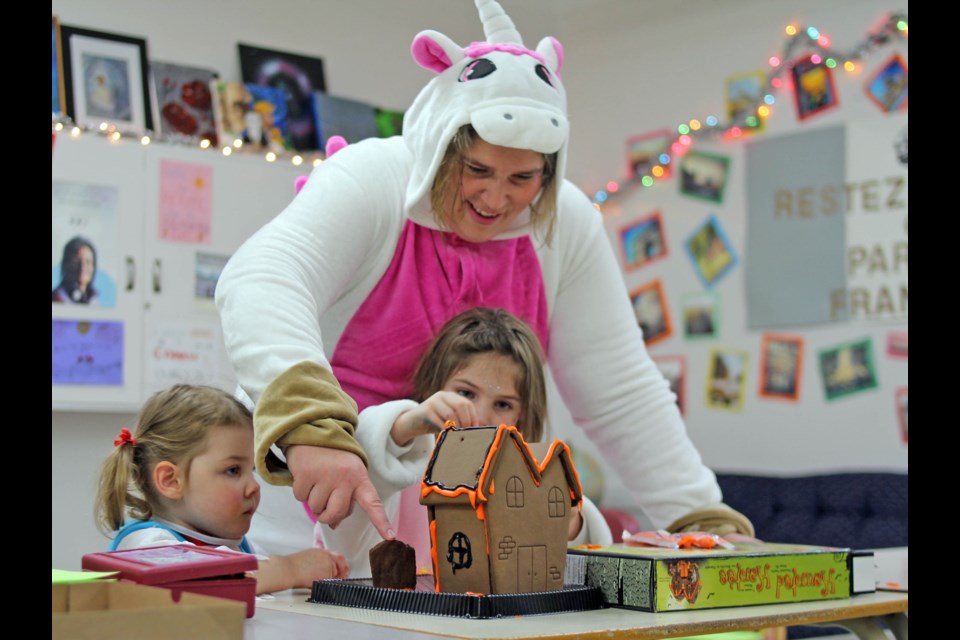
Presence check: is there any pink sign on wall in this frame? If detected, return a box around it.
[157,159,213,243]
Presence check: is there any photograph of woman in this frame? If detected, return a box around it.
[52,236,100,305]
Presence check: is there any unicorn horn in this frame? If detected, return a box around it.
[476,0,523,45]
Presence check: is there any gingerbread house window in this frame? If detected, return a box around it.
[548,486,566,517]
[506,476,524,507]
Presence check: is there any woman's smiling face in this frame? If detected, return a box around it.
[445,137,545,244]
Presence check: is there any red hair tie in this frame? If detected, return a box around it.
[114,428,136,448]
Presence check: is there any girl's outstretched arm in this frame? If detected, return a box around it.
[252,548,349,595]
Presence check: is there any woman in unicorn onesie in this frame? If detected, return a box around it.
[215,0,754,568]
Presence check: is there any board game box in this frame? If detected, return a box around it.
[565,541,876,612]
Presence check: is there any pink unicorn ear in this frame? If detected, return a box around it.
[325,135,347,157]
[294,175,309,194]
[411,30,465,73]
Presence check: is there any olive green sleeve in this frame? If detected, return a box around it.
[253,360,368,486]
[665,504,756,538]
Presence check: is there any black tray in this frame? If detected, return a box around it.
[309,575,604,619]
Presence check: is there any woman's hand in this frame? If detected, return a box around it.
[286,445,395,540]
[390,391,480,446]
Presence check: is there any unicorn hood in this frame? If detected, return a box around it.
[402,0,569,238]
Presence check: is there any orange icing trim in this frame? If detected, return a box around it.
[535,439,584,505]
[422,425,584,508]
[421,424,514,511]
[429,518,441,592]
[420,482,478,505]
[474,424,512,502]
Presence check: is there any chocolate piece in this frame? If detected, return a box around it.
[369,539,417,589]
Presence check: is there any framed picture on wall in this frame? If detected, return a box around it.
[818,337,878,402]
[195,251,230,310]
[311,91,379,149]
[705,347,748,412]
[895,386,907,444]
[210,80,250,147]
[886,331,908,359]
[238,43,326,152]
[680,291,718,340]
[619,210,668,272]
[678,150,730,204]
[150,61,219,145]
[865,53,908,114]
[790,55,839,121]
[684,213,738,289]
[758,333,803,401]
[629,279,673,348]
[625,129,674,180]
[53,15,66,117]
[652,355,686,416]
[725,69,766,133]
[60,25,153,135]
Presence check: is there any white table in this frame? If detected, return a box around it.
[246,548,907,640]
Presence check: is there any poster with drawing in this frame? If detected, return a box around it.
[818,337,878,401]
[895,386,907,444]
[52,180,120,307]
[195,251,230,309]
[619,210,668,272]
[758,334,803,401]
[143,319,235,396]
[630,279,673,347]
[652,355,686,415]
[681,291,719,340]
[52,319,124,385]
[705,348,748,412]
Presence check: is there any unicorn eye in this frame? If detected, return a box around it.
[534,64,554,87]
[459,58,496,82]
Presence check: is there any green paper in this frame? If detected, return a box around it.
[52,568,118,584]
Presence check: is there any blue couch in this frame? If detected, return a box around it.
[716,472,908,638]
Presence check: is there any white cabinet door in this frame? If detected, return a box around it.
[52,134,147,412]
[140,145,306,399]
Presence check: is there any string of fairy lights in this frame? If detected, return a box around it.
[51,11,907,179]
[51,111,327,168]
[590,10,908,208]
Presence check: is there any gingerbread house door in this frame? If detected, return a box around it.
[518,544,547,591]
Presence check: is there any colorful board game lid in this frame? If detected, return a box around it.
[82,544,257,585]
[82,545,260,618]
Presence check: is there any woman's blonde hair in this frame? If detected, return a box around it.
[430,125,560,244]
[94,384,253,536]
[410,307,547,442]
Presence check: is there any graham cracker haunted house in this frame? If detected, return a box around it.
[420,424,583,595]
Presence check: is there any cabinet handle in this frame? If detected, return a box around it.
[152,258,162,294]
[125,257,135,291]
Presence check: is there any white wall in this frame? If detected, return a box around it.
[52,0,907,569]
[541,0,908,515]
